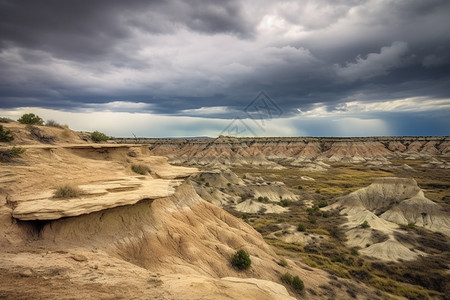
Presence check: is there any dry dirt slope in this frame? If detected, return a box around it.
[0,124,383,299]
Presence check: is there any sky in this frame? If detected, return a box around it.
[0,0,449,137]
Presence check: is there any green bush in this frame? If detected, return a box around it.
[227,182,232,187]
[292,276,304,291]
[131,164,150,175]
[297,185,303,190]
[281,272,304,292]
[257,196,269,203]
[281,272,293,284]
[205,182,210,187]
[18,113,44,125]
[297,223,306,232]
[53,184,83,198]
[231,249,251,270]
[10,147,25,156]
[279,199,292,207]
[318,200,328,208]
[0,125,14,142]
[90,131,109,142]
[361,220,370,228]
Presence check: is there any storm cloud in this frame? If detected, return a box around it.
[0,0,449,136]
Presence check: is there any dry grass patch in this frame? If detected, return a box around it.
[131,164,150,175]
[53,184,83,199]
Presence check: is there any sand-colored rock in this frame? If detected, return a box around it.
[13,177,182,220]
[329,177,450,261]
[235,199,288,214]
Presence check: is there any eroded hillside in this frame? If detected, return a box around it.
[0,123,389,299]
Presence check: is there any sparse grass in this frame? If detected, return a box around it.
[131,164,150,175]
[228,161,449,298]
[45,119,65,128]
[53,184,83,199]
[369,276,436,300]
[0,117,13,123]
[278,258,288,267]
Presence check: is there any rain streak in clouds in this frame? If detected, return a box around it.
[0,0,449,137]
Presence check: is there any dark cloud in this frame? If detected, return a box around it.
[0,0,449,136]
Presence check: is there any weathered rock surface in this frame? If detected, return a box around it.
[328,177,450,261]
[13,177,183,220]
[114,136,450,168]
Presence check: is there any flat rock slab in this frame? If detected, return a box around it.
[13,177,182,221]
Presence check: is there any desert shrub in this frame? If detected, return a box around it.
[257,196,269,203]
[350,248,359,256]
[243,175,246,179]
[281,272,304,292]
[297,223,306,232]
[10,147,25,156]
[361,221,370,228]
[279,199,292,207]
[45,119,64,128]
[53,184,83,198]
[90,131,109,142]
[205,182,210,187]
[0,125,14,142]
[227,182,232,187]
[0,147,25,162]
[297,185,303,190]
[308,216,317,224]
[318,200,328,208]
[292,276,305,291]
[315,189,321,194]
[131,164,150,175]
[231,249,251,270]
[18,113,44,125]
[278,258,288,267]
[0,117,13,123]
[281,272,293,284]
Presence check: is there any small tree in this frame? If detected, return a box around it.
[91,131,109,142]
[18,113,44,125]
[231,249,251,270]
[0,125,14,142]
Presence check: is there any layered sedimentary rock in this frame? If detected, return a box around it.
[328,177,450,261]
[112,136,450,168]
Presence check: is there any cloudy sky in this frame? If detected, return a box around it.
[0,0,449,137]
